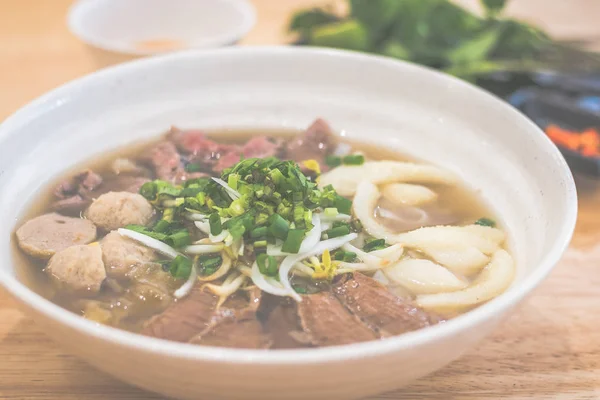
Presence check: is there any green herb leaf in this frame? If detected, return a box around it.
[475,217,496,227]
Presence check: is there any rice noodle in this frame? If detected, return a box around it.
[426,247,489,276]
[211,177,241,200]
[394,225,500,254]
[353,181,405,243]
[416,249,515,311]
[183,243,225,254]
[381,183,438,207]
[173,264,198,299]
[117,228,178,259]
[319,161,457,196]
[277,233,358,302]
[383,258,468,295]
[377,207,428,225]
[197,252,232,282]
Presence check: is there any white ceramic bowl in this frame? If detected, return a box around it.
[68,0,256,55]
[0,47,577,400]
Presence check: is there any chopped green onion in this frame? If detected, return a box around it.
[281,229,305,254]
[342,154,365,165]
[139,181,158,200]
[268,214,290,240]
[326,225,350,239]
[209,213,222,236]
[170,230,192,248]
[198,254,223,275]
[324,207,339,217]
[255,212,270,226]
[250,226,268,239]
[185,163,203,173]
[333,250,357,262]
[169,255,193,279]
[475,217,496,227]
[350,218,363,232]
[228,198,246,217]
[325,155,342,168]
[257,253,278,277]
[335,195,352,215]
[227,174,239,190]
[292,285,307,294]
[195,192,206,206]
[153,219,170,233]
[363,238,387,252]
[254,240,268,248]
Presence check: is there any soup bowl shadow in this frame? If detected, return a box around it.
[0,47,577,400]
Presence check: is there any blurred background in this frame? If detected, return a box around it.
[3,0,600,176]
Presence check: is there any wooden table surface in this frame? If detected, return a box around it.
[1,1,599,399]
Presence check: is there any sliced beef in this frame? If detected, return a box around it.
[213,149,242,172]
[146,141,188,183]
[141,285,218,342]
[55,169,103,199]
[16,213,97,259]
[46,243,106,294]
[53,170,104,214]
[296,291,377,347]
[108,175,149,194]
[168,127,241,172]
[85,191,154,231]
[189,288,272,349]
[334,273,440,337]
[190,316,272,349]
[52,195,89,214]
[285,118,336,164]
[263,298,308,349]
[242,136,284,159]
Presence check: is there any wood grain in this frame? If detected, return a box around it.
[1,0,599,399]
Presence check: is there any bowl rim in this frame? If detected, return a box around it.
[0,46,578,365]
[66,0,257,55]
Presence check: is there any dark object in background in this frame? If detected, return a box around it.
[478,72,600,177]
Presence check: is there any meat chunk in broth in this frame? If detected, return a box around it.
[296,291,378,346]
[141,285,218,342]
[16,213,97,259]
[46,243,106,294]
[101,231,157,279]
[189,289,272,349]
[85,191,153,231]
[334,273,439,337]
[285,118,335,165]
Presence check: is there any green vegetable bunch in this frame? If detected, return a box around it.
[290,0,600,80]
